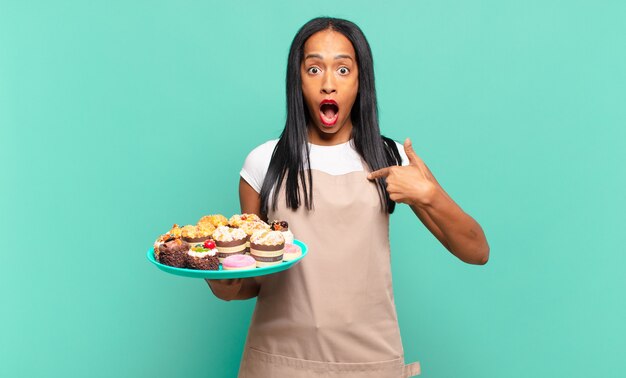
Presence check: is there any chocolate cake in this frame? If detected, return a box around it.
[187,253,220,270]
[158,239,189,268]
[186,240,220,270]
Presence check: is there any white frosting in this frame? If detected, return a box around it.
[240,220,270,235]
[282,230,294,244]
[251,230,285,245]
[213,225,246,242]
[229,213,262,227]
[187,248,217,258]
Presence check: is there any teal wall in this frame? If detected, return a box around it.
[1,1,624,377]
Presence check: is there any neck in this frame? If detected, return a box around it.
[307,121,353,146]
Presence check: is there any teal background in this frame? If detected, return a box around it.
[1,1,624,377]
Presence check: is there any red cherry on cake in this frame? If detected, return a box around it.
[204,239,216,249]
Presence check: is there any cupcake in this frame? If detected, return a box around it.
[283,243,302,261]
[196,222,216,236]
[168,224,183,239]
[222,254,256,271]
[212,225,247,263]
[181,225,213,250]
[239,220,270,252]
[187,239,220,270]
[250,230,285,267]
[228,213,262,228]
[153,224,183,259]
[197,214,228,229]
[271,220,294,245]
[158,238,189,268]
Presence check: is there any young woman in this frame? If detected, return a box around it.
[208,17,489,377]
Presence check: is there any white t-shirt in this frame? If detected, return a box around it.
[240,139,409,193]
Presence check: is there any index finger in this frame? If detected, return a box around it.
[367,167,391,181]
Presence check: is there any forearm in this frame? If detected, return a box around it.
[206,278,261,301]
[412,187,489,265]
[367,138,489,264]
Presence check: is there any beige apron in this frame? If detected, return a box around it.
[238,167,420,378]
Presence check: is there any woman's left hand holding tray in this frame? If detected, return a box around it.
[206,278,260,301]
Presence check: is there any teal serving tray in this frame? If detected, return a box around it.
[147,239,308,279]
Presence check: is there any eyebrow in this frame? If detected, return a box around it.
[304,53,354,61]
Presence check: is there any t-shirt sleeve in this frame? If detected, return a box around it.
[240,139,278,193]
[395,141,410,167]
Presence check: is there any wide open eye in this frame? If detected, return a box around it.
[307,67,321,75]
[338,67,350,75]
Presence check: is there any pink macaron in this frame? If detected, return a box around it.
[283,244,302,261]
[222,254,256,270]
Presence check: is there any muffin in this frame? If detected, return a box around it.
[271,220,294,244]
[197,214,228,229]
[187,239,220,270]
[239,220,270,252]
[228,213,262,228]
[158,238,190,268]
[196,222,216,236]
[250,230,285,267]
[212,225,247,263]
[181,225,213,250]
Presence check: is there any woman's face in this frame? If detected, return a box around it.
[301,29,359,145]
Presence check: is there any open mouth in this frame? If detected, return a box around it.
[319,100,339,126]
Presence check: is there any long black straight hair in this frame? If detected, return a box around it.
[260,17,402,216]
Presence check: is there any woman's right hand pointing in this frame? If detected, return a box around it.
[367,138,440,208]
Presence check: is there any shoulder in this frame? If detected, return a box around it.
[383,138,409,167]
[245,139,278,163]
[240,139,278,193]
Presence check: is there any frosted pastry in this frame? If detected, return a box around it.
[228,213,262,228]
[239,220,270,252]
[158,239,189,268]
[186,239,219,270]
[250,230,285,267]
[153,224,183,259]
[283,243,302,261]
[181,225,213,250]
[239,220,270,236]
[271,220,294,244]
[197,214,228,229]
[212,225,247,263]
[222,254,257,270]
[165,224,183,239]
[196,222,216,236]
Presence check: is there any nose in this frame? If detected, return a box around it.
[321,71,336,94]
